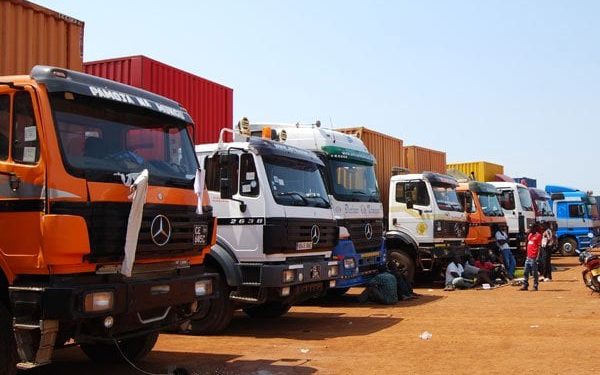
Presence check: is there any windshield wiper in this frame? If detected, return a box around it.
[277,191,308,205]
[307,195,330,207]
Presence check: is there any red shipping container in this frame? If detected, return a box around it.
[84,55,233,145]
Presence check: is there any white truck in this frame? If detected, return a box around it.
[488,182,536,257]
[385,172,469,281]
[244,122,386,292]
[191,125,340,333]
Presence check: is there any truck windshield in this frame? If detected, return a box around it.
[517,187,534,211]
[50,93,198,188]
[431,182,462,212]
[264,156,330,208]
[478,193,504,216]
[534,199,554,216]
[326,159,379,202]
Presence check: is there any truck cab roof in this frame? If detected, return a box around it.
[247,123,375,165]
[457,181,498,194]
[195,136,324,166]
[392,172,458,187]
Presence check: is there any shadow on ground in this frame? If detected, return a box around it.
[28,349,318,375]
[209,311,403,340]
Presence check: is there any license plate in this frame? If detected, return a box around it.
[193,225,208,245]
[592,269,600,277]
[296,241,313,251]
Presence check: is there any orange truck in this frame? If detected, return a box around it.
[0,66,217,373]
[456,182,508,255]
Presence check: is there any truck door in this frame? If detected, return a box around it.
[0,89,46,272]
[567,203,585,232]
[205,152,263,256]
[392,180,431,243]
[498,189,517,234]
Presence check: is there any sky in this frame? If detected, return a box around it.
[36,0,600,193]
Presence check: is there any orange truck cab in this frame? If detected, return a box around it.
[0,66,217,372]
[456,182,508,255]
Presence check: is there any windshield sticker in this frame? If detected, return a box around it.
[22,147,36,162]
[242,184,251,193]
[24,126,37,142]
[250,181,257,188]
[246,172,255,180]
[273,176,279,184]
[88,86,186,120]
[278,179,285,186]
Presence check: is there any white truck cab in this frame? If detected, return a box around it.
[241,122,385,290]
[192,127,340,332]
[386,172,468,280]
[488,182,536,254]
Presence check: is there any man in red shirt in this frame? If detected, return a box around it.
[521,225,542,291]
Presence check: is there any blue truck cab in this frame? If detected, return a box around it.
[545,185,600,255]
[244,122,386,291]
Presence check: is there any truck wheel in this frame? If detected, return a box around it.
[189,269,234,335]
[387,251,415,283]
[80,331,158,363]
[243,302,291,319]
[0,303,17,375]
[559,238,578,256]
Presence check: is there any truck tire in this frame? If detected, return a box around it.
[80,331,158,363]
[559,238,578,256]
[0,303,17,375]
[387,251,416,283]
[189,268,234,335]
[243,302,291,319]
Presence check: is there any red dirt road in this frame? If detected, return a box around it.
[32,256,600,374]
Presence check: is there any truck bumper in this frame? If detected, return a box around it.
[425,243,470,258]
[238,258,339,304]
[10,266,217,342]
[333,239,386,288]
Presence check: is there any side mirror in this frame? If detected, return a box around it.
[219,154,237,200]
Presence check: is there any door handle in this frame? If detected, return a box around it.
[0,171,20,191]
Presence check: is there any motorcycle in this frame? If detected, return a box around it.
[578,233,600,293]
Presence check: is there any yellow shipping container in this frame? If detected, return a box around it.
[0,0,84,75]
[446,161,504,182]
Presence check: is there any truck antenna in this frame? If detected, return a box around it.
[329,116,336,143]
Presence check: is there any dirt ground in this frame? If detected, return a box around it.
[31,255,600,374]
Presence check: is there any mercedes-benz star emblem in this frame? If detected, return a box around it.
[310,225,321,245]
[151,214,172,247]
[365,223,373,240]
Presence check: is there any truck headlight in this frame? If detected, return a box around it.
[328,265,339,278]
[343,258,356,270]
[282,269,295,283]
[339,226,351,240]
[84,291,114,313]
[195,280,213,297]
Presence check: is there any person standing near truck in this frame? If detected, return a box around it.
[540,223,554,282]
[521,225,542,291]
[495,225,516,280]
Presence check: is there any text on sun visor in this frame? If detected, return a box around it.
[88,86,186,120]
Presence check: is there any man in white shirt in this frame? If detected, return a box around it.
[495,225,516,280]
[445,255,475,291]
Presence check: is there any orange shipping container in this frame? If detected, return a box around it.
[404,145,447,174]
[336,127,403,218]
[0,0,84,75]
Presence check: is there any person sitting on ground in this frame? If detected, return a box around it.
[465,255,495,287]
[388,262,419,300]
[475,252,509,284]
[444,255,475,291]
[357,265,398,304]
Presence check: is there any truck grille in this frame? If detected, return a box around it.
[339,219,384,253]
[263,218,337,254]
[433,220,468,239]
[50,202,214,262]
